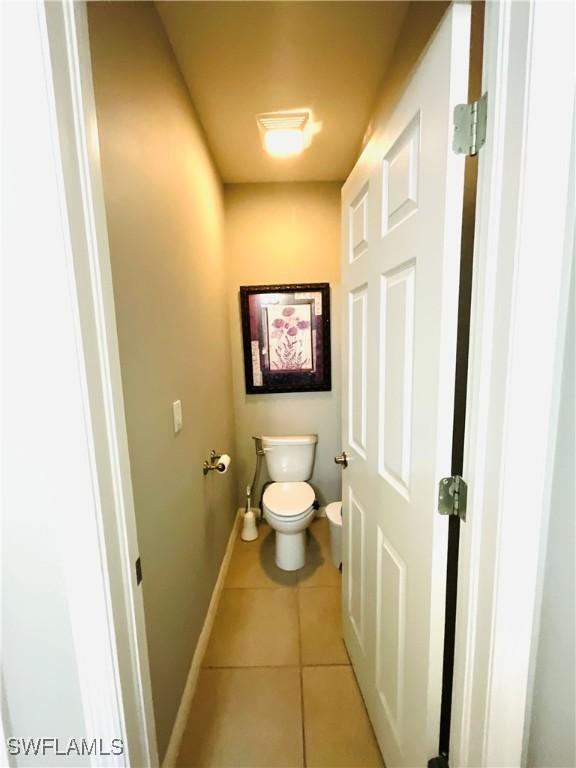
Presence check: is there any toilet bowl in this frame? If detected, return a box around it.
[260,434,318,571]
[263,481,316,570]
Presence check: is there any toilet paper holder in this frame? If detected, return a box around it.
[203,450,230,475]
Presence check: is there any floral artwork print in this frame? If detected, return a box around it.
[266,304,313,371]
[240,283,331,394]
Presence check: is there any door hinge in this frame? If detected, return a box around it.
[438,476,467,521]
[428,757,449,768]
[453,92,487,156]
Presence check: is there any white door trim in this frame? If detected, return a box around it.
[42,1,158,764]
[451,1,575,766]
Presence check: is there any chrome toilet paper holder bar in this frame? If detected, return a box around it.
[203,450,226,475]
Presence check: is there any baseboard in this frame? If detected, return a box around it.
[162,508,243,768]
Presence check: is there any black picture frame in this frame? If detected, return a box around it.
[240,283,331,394]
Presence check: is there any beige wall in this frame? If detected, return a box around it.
[225,183,342,508]
[88,3,237,759]
[364,0,450,145]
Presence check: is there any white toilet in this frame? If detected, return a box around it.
[261,434,318,571]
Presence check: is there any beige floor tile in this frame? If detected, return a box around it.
[302,666,383,768]
[298,519,341,588]
[177,667,303,767]
[299,587,349,666]
[203,588,299,667]
[226,523,298,589]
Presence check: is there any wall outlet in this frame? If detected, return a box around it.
[172,400,182,433]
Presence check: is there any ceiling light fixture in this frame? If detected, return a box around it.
[264,129,305,157]
[257,111,312,158]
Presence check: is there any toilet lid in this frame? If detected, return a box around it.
[263,482,315,517]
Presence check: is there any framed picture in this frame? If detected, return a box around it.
[240,283,331,394]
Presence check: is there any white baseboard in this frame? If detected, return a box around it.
[162,508,243,768]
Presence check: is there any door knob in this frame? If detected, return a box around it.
[334,451,348,468]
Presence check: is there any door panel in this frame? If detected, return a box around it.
[379,264,415,497]
[382,114,420,233]
[347,488,366,653]
[340,5,470,766]
[349,185,370,261]
[375,526,406,742]
[349,286,368,457]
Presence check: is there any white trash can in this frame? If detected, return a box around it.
[326,501,343,569]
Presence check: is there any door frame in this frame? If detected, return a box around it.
[450,1,575,766]
[37,1,158,764]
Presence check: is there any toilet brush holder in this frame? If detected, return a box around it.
[241,509,258,542]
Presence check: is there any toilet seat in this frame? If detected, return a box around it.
[263,481,315,518]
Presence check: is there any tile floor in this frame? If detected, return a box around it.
[177,518,383,768]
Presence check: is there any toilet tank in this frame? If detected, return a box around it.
[261,434,318,481]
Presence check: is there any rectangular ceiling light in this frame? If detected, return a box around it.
[256,111,310,157]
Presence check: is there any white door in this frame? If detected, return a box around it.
[340,5,470,766]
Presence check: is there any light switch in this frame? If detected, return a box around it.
[172,400,182,433]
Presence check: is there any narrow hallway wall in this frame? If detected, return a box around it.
[363,0,450,146]
[87,3,237,758]
[225,183,342,508]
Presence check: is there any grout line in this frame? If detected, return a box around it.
[202,664,301,670]
[222,584,298,590]
[295,565,307,767]
[221,581,341,590]
[347,662,386,765]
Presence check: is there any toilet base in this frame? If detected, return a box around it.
[275,530,306,571]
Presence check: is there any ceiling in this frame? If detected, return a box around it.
[156,1,410,184]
